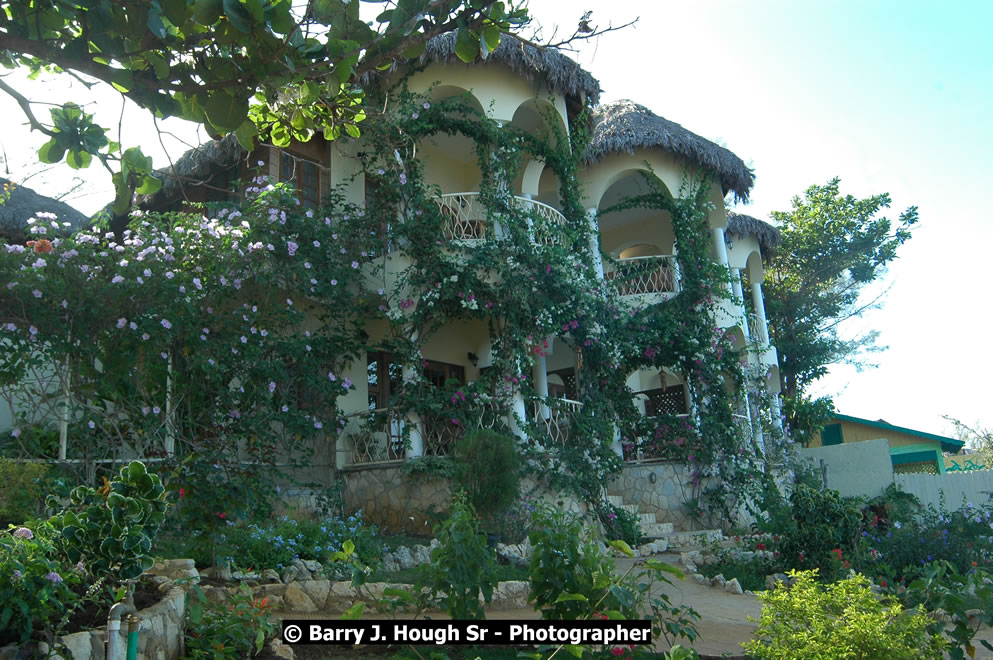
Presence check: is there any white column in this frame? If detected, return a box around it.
[770,393,784,432]
[587,208,604,280]
[402,363,424,457]
[711,227,733,293]
[730,268,751,340]
[509,388,528,440]
[751,281,770,347]
[533,355,550,420]
[611,425,624,458]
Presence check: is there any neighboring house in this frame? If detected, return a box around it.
[811,413,966,474]
[4,36,784,530]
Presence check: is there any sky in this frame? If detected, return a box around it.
[1,1,991,438]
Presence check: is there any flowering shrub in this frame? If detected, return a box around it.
[0,521,87,646]
[219,512,381,573]
[184,582,277,659]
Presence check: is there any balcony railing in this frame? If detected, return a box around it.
[605,255,680,297]
[530,397,582,447]
[421,396,507,457]
[435,192,568,245]
[345,408,407,465]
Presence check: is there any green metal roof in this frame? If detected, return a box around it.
[833,413,965,454]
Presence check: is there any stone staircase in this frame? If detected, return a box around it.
[606,494,723,555]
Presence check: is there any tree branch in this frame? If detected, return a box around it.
[0,76,56,136]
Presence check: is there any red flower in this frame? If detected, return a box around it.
[756,542,766,551]
[216,511,226,519]
[831,548,843,561]
[610,648,625,657]
[880,579,887,588]
[178,488,186,499]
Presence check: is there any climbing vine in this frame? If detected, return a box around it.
[0,84,768,528]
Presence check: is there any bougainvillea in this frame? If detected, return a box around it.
[1,87,766,527]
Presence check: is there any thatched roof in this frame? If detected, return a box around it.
[0,177,90,243]
[365,33,601,104]
[587,100,754,201]
[726,212,780,254]
[139,134,248,210]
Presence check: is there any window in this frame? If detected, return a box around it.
[423,360,466,389]
[821,423,843,446]
[367,351,402,410]
[640,385,688,417]
[280,152,322,207]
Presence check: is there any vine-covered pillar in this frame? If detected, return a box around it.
[730,268,751,339]
[770,392,784,432]
[710,227,733,294]
[532,353,550,420]
[586,208,605,280]
[751,282,770,348]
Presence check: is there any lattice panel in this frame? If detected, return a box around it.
[349,410,406,464]
[609,256,679,296]
[531,398,581,447]
[436,194,488,240]
[643,385,688,417]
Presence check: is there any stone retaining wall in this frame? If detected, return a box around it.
[608,462,704,530]
[1,559,195,660]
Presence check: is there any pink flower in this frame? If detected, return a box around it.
[12,527,33,539]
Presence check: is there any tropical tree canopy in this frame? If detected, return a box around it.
[762,178,918,439]
[0,0,530,213]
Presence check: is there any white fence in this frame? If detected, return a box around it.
[896,470,993,510]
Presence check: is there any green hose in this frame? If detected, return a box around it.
[126,615,140,660]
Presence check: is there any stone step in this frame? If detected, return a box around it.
[640,521,675,538]
[606,495,625,507]
[620,503,640,514]
[664,529,723,549]
[638,512,657,525]
[635,538,669,555]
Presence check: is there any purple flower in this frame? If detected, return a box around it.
[268,381,277,393]
[328,372,336,382]
[32,289,42,298]
[45,572,63,583]
[314,421,323,429]
[112,275,124,284]
[12,569,23,579]
[287,241,298,256]
[116,318,127,329]
[10,428,21,438]
[160,319,172,329]
[28,326,38,336]
[87,420,95,429]
[12,527,33,539]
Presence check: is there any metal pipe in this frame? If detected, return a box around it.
[126,615,141,660]
[105,601,135,660]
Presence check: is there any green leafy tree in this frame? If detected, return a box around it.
[0,0,531,219]
[943,416,993,467]
[761,178,917,440]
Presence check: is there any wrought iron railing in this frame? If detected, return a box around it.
[605,255,680,296]
[421,396,507,456]
[343,408,407,465]
[530,397,582,447]
[434,193,568,244]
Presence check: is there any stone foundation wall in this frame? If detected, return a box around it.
[340,465,589,535]
[341,464,451,533]
[609,462,703,531]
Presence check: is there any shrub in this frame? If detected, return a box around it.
[219,512,381,573]
[183,582,277,659]
[452,429,520,524]
[754,484,861,578]
[602,502,642,548]
[743,570,945,660]
[902,561,993,659]
[415,492,497,619]
[0,459,48,524]
[527,504,636,621]
[48,460,169,580]
[0,521,87,646]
